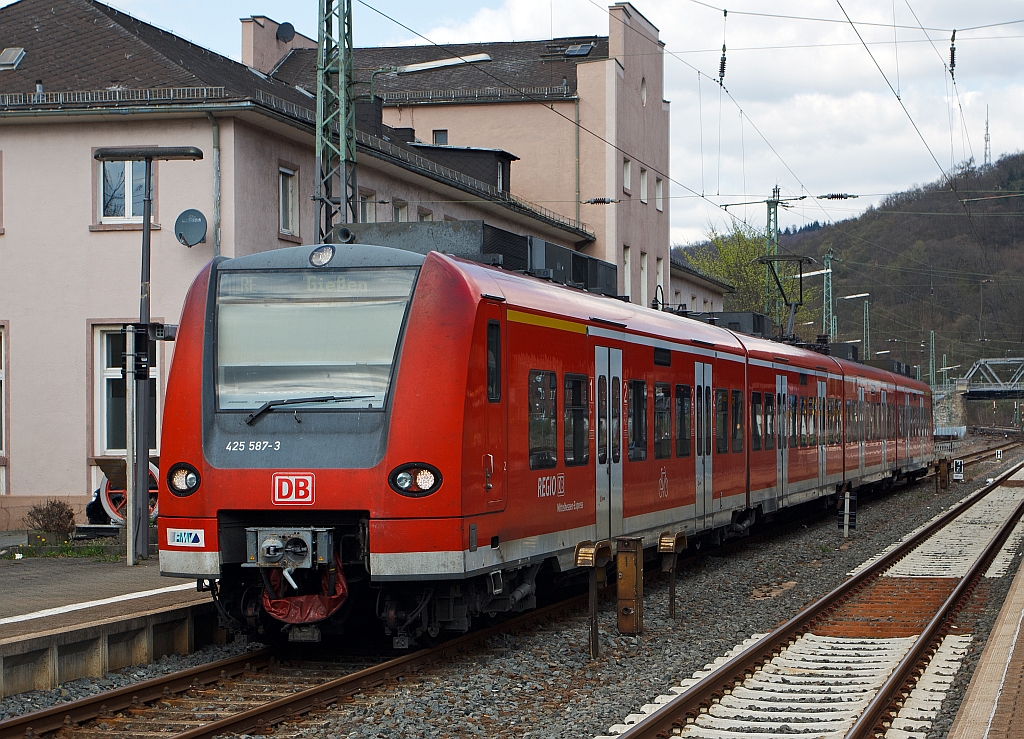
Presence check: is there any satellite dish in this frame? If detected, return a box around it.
[276,22,296,43]
[174,208,207,247]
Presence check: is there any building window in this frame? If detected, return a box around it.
[393,200,409,222]
[101,159,150,221]
[640,168,648,203]
[433,129,448,145]
[95,327,158,456]
[623,158,631,192]
[529,370,558,470]
[279,167,298,236]
[656,257,664,301]
[418,208,433,221]
[655,177,664,211]
[564,374,589,466]
[359,191,376,223]
[0,150,4,235]
[641,77,647,106]
[497,162,505,192]
[627,379,647,461]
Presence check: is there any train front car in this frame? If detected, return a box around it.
[158,244,483,645]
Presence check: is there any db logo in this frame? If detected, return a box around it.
[272,473,315,505]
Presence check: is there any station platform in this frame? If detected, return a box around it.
[947,547,1024,739]
[0,555,216,697]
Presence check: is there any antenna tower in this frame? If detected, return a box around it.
[315,0,358,242]
[984,105,991,168]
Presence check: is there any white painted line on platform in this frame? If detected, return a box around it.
[0,582,197,626]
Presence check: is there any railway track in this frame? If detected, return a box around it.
[600,459,1024,739]
[0,596,585,739]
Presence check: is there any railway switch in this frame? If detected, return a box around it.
[616,536,644,635]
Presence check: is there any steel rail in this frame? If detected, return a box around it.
[0,650,272,739]
[614,459,1024,739]
[848,477,1024,737]
[168,593,587,739]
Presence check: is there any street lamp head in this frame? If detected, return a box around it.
[839,292,869,300]
[94,146,203,162]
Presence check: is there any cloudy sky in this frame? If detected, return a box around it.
[9,0,1023,243]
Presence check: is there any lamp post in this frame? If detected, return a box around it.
[93,146,203,565]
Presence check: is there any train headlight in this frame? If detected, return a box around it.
[167,463,201,497]
[309,244,335,267]
[389,463,442,497]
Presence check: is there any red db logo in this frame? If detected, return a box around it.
[272,473,315,505]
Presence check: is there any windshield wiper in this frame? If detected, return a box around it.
[244,395,374,425]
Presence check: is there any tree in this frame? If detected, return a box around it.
[683,222,821,336]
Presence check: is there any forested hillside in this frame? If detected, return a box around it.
[707,153,1024,376]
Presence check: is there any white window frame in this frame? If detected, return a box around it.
[623,158,632,192]
[417,207,433,222]
[393,199,409,222]
[655,177,664,211]
[640,168,648,203]
[100,159,150,223]
[279,167,299,237]
[359,190,377,223]
[656,257,664,300]
[94,326,160,457]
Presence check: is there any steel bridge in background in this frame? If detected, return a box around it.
[955,358,1024,399]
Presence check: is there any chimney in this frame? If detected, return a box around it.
[241,16,317,75]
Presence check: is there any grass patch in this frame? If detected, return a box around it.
[2,543,122,561]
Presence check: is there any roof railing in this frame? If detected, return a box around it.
[0,86,225,107]
[379,85,575,104]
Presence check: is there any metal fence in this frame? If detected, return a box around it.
[381,85,575,104]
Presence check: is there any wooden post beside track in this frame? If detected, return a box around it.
[574,540,612,659]
[659,532,687,620]
[616,536,644,635]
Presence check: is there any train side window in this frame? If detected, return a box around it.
[675,384,691,457]
[627,380,648,461]
[597,376,608,465]
[714,388,729,454]
[611,377,621,463]
[654,383,672,459]
[563,374,589,466]
[695,385,704,457]
[751,392,762,451]
[764,392,775,451]
[789,394,798,448]
[705,386,712,455]
[486,321,501,402]
[732,389,744,452]
[799,396,807,447]
[528,369,558,470]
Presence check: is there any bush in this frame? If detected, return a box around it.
[24,499,77,538]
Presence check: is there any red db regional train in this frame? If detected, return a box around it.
[158,243,933,645]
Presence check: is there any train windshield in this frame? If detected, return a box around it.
[215,268,418,411]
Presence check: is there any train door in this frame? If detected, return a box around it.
[858,385,866,474]
[695,362,713,530]
[881,390,888,470]
[776,375,788,505]
[817,379,827,491]
[594,346,623,541]
[484,305,506,510]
